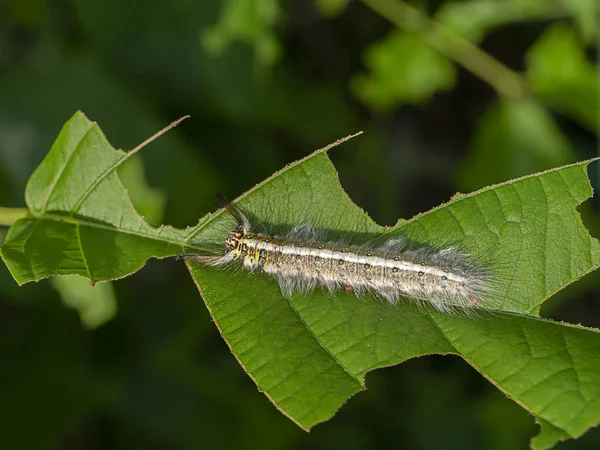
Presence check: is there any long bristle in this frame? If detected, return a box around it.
[216,193,246,226]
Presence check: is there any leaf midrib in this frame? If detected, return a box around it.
[26,213,204,253]
[37,121,95,213]
[286,296,363,385]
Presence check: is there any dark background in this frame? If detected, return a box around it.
[0,1,598,449]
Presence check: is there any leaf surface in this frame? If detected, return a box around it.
[186,151,600,449]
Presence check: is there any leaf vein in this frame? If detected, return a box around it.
[286,298,362,385]
[75,223,92,281]
[39,125,95,213]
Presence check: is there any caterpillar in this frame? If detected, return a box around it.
[182,201,495,314]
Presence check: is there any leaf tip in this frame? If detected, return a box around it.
[316,131,364,155]
[129,115,191,155]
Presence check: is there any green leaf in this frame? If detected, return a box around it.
[459,99,576,192]
[186,152,600,448]
[526,23,599,132]
[352,30,456,110]
[1,111,191,285]
[2,112,600,449]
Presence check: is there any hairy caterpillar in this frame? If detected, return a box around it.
[182,201,494,313]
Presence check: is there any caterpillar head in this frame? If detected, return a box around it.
[225,227,245,254]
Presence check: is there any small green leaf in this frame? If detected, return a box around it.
[1,111,190,285]
[352,30,456,110]
[526,23,598,132]
[459,99,575,191]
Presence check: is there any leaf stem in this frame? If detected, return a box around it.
[361,0,527,98]
[0,207,28,226]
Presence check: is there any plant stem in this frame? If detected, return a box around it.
[0,207,28,226]
[361,0,527,98]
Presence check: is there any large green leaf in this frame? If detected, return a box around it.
[187,151,600,449]
[2,112,600,449]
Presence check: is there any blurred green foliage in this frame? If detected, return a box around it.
[526,23,599,131]
[352,30,457,109]
[0,0,598,449]
[51,276,117,330]
[202,0,282,65]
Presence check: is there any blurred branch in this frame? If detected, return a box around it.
[362,0,527,98]
[0,207,28,226]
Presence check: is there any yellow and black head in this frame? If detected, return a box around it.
[225,227,245,254]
